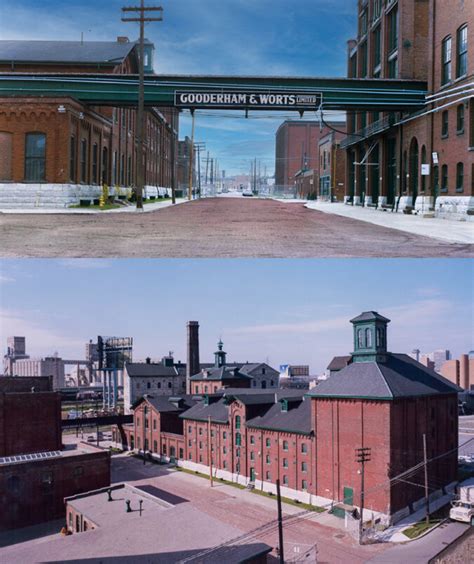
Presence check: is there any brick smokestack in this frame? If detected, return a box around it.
[186,321,200,394]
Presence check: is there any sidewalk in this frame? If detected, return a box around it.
[0,198,188,215]
[306,201,474,245]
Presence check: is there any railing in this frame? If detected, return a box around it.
[340,115,395,149]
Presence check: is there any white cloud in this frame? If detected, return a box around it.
[59,259,112,270]
[0,275,15,284]
[0,308,84,358]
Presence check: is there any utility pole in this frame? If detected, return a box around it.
[121,1,163,210]
[205,151,210,184]
[188,111,195,201]
[423,433,430,525]
[170,111,176,204]
[208,415,214,487]
[276,479,284,564]
[194,142,205,198]
[356,447,371,545]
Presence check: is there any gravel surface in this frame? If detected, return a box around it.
[1,198,472,258]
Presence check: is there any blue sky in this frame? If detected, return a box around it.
[0,0,355,175]
[1,259,472,373]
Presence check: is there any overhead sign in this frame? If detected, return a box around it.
[175,91,322,109]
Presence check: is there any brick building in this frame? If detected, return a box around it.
[342,0,473,219]
[275,120,345,193]
[114,311,459,527]
[0,376,110,531]
[318,130,347,201]
[0,38,177,207]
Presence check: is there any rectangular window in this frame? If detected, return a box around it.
[250,435,255,445]
[457,25,468,78]
[441,165,448,192]
[153,440,157,453]
[372,26,381,72]
[302,479,308,490]
[456,163,464,192]
[301,443,307,454]
[283,475,288,486]
[360,42,368,78]
[301,462,307,472]
[283,458,288,468]
[442,36,452,85]
[250,451,255,461]
[223,431,227,440]
[25,133,46,181]
[442,111,449,137]
[387,54,398,78]
[80,139,87,183]
[457,104,465,133]
[179,448,183,459]
[69,136,76,182]
[372,0,382,21]
[359,9,368,37]
[387,6,398,53]
[266,471,271,481]
[266,454,270,464]
[188,439,192,447]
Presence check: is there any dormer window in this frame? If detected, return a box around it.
[281,399,289,412]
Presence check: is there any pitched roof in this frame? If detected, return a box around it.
[126,363,178,378]
[327,356,351,371]
[190,366,251,382]
[350,311,390,324]
[0,40,136,65]
[133,394,196,412]
[247,397,312,434]
[309,353,461,400]
[180,398,229,423]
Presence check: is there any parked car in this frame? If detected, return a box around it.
[242,190,254,197]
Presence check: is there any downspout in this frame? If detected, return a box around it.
[430,0,437,210]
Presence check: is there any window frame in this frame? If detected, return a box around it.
[441,36,452,86]
[24,132,46,182]
[456,25,468,79]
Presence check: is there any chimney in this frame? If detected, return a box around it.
[146,357,151,365]
[186,321,200,394]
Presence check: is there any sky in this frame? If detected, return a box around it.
[0,0,355,176]
[1,259,472,374]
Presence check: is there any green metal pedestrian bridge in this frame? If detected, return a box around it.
[0,73,428,112]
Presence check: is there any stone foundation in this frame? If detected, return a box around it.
[0,183,172,209]
[435,196,474,221]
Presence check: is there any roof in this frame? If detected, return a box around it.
[1,483,272,563]
[247,397,312,434]
[133,394,197,413]
[0,40,136,65]
[350,311,391,324]
[180,397,229,424]
[309,353,461,400]
[327,356,351,371]
[126,363,178,378]
[190,366,251,382]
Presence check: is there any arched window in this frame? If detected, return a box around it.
[358,329,365,348]
[235,415,241,429]
[421,146,427,192]
[25,132,46,181]
[80,138,87,183]
[409,138,419,199]
[457,104,465,133]
[402,150,408,193]
[456,163,464,192]
[441,165,449,192]
[0,132,13,181]
[92,143,98,184]
[365,328,372,348]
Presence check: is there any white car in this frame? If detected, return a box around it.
[242,190,254,197]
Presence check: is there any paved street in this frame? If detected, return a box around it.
[1,198,472,258]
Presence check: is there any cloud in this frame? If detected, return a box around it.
[0,275,15,283]
[0,308,84,357]
[59,259,112,270]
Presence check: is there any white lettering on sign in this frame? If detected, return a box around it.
[175,91,322,109]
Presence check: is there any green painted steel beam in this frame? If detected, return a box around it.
[0,73,427,111]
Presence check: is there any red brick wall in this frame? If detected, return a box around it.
[0,451,110,531]
[313,398,392,515]
[0,391,62,457]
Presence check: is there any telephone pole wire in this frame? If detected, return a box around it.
[121,1,163,210]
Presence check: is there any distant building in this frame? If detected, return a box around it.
[189,340,280,394]
[440,354,474,391]
[3,336,29,376]
[275,120,344,190]
[9,353,66,390]
[318,130,346,201]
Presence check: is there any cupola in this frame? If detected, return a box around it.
[350,311,390,363]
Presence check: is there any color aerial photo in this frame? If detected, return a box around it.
[0,259,473,562]
[0,0,473,563]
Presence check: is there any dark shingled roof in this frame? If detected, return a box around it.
[133,394,196,412]
[189,366,251,382]
[126,363,178,378]
[247,398,312,434]
[180,398,229,423]
[326,356,351,371]
[350,311,390,324]
[0,40,136,65]
[310,353,461,400]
